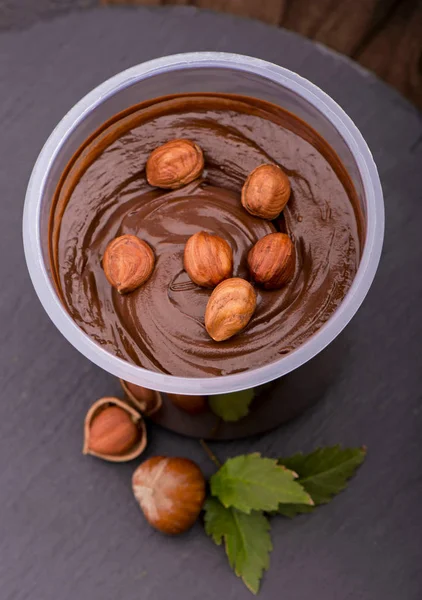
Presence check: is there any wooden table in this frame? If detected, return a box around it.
[101,0,422,110]
[2,1,421,108]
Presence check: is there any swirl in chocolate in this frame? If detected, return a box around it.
[50,94,363,376]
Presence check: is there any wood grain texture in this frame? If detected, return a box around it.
[101,0,422,109]
[354,0,422,108]
[194,0,287,23]
[1,7,422,600]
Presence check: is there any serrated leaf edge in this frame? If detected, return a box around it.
[204,498,272,595]
[211,454,313,513]
[217,476,313,512]
[277,445,366,511]
[231,510,272,594]
[297,446,366,486]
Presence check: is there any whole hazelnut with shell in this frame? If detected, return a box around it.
[120,380,162,416]
[132,456,206,535]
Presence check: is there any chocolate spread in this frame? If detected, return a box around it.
[50,94,363,376]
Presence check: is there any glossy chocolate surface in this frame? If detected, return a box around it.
[51,94,362,376]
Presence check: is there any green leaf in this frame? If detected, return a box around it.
[277,445,366,517]
[209,389,255,422]
[210,453,313,513]
[204,497,272,595]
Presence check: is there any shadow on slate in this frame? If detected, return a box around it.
[0,6,421,600]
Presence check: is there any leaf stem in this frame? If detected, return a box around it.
[199,439,222,469]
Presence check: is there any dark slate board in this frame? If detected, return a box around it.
[1,6,422,600]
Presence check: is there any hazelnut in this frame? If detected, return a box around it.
[241,164,291,220]
[205,278,257,342]
[120,379,162,416]
[132,456,206,535]
[83,397,147,462]
[103,234,155,294]
[167,393,208,415]
[248,233,295,290]
[146,139,204,189]
[184,231,233,288]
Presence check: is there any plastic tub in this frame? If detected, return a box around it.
[23,52,384,398]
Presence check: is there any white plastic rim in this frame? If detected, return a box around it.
[23,52,384,395]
